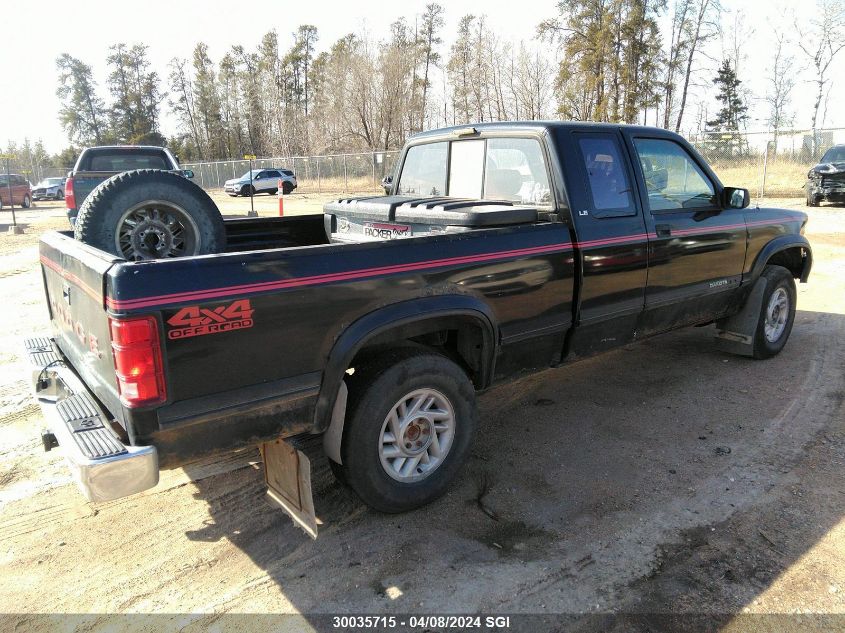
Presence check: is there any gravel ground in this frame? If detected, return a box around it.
[0,196,842,632]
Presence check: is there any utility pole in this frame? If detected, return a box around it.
[244,154,257,217]
[1,154,20,233]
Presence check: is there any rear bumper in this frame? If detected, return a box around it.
[24,337,159,502]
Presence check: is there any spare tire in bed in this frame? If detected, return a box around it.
[74,169,226,260]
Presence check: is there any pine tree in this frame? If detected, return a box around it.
[55,54,107,145]
[706,59,748,131]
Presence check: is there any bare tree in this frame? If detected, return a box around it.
[765,29,795,145]
[797,0,845,139]
[674,0,720,132]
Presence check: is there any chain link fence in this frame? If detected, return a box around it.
[183,151,401,194]
[1,159,70,185]
[689,127,845,200]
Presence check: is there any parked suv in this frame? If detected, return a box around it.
[33,177,66,201]
[224,168,297,196]
[0,174,32,209]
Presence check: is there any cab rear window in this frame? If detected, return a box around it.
[396,137,551,206]
[87,152,168,171]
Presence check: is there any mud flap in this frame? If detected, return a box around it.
[714,276,766,357]
[260,437,319,539]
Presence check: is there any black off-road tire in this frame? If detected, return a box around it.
[74,169,225,259]
[335,348,477,513]
[752,265,796,359]
[806,190,820,207]
[282,181,294,195]
[240,184,255,196]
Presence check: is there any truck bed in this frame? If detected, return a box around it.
[38,210,574,467]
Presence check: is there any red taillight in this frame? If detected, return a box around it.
[109,316,166,407]
[65,177,76,209]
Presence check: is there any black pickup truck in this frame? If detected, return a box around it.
[26,122,811,536]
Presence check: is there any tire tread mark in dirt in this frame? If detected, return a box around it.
[480,312,845,613]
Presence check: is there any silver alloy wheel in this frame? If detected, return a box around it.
[378,388,456,483]
[115,201,200,261]
[764,287,789,343]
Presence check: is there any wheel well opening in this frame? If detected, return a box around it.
[766,247,806,280]
[348,319,488,389]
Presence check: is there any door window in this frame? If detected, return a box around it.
[633,139,716,212]
[577,135,636,217]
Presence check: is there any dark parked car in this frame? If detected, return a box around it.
[33,177,66,201]
[806,144,845,206]
[64,145,190,224]
[0,173,32,209]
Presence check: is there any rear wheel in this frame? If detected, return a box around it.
[334,349,477,513]
[22,194,31,208]
[55,189,64,200]
[74,169,226,260]
[282,181,293,195]
[752,265,796,359]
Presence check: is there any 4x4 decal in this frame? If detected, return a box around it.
[166,299,254,340]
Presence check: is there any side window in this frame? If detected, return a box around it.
[397,142,448,196]
[633,138,716,212]
[485,137,551,205]
[577,135,636,217]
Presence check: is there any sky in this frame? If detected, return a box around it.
[1,0,843,154]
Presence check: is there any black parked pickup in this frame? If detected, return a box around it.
[64,145,192,225]
[26,122,812,536]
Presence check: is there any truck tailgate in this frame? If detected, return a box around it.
[69,172,118,208]
[39,231,124,416]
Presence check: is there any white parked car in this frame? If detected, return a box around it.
[224,168,297,196]
[32,177,67,201]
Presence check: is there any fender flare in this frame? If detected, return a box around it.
[749,235,813,283]
[312,295,498,435]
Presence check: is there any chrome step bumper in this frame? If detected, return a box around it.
[24,337,158,502]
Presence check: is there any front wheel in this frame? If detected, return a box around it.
[806,190,820,207]
[752,265,796,359]
[335,349,477,513]
[55,189,64,200]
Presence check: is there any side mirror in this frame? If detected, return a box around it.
[182,169,194,179]
[381,175,393,195]
[724,186,750,209]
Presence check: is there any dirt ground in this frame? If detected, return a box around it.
[0,195,843,631]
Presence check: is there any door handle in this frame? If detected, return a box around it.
[655,224,671,237]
